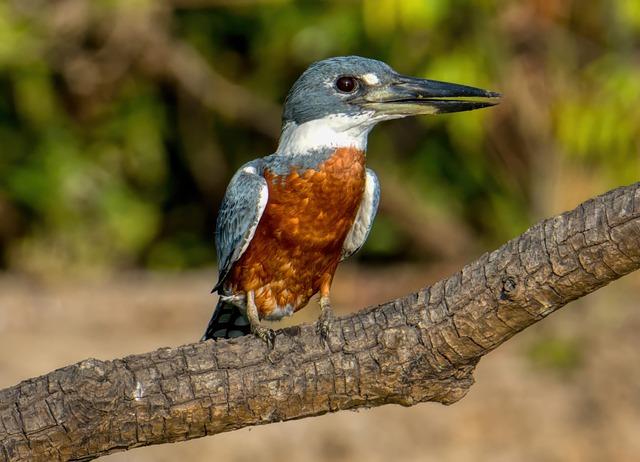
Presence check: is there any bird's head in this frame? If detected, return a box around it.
[278,56,500,155]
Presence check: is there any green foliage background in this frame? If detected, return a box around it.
[0,0,638,274]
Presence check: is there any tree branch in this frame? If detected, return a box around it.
[1,182,639,461]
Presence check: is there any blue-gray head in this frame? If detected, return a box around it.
[283,56,499,124]
[277,56,499,154]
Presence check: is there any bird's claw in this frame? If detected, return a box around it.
[317,306,333,345]
[253,326,276,349]
[316,318,332,344]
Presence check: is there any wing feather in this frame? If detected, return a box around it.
[213,163,268,292]
[341,168,380,261]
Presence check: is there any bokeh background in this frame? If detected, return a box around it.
[1,0,639,460]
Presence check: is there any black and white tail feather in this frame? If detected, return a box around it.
[202,299,251,340]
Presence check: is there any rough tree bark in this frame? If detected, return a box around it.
[1,182,640,461]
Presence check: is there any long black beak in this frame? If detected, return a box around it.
[357,74,501,117]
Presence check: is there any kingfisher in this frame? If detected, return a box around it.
[202,56,499,347]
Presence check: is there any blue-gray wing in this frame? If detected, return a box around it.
[213,163,268,292]
[341,168,380,261]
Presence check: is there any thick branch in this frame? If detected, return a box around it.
[2,182,640,461]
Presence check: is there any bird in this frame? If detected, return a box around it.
[202,56,499,347]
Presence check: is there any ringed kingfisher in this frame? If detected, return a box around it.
[203,56,499,347]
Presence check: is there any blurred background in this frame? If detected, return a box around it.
[0,0,639,460]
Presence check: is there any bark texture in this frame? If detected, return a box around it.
[2,182,640,461]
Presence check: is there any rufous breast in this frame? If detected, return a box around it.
[226,147,366,319]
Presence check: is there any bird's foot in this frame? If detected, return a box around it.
[252,324,276,349]
[246,290,276,349]
[317,297,334,344]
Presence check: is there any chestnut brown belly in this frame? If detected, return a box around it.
[226,147,366,319]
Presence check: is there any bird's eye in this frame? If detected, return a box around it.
[336,76,358,93]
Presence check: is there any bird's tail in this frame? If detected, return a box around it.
[202,299,251,340]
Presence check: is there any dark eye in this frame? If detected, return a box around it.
[336,76,358,93]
